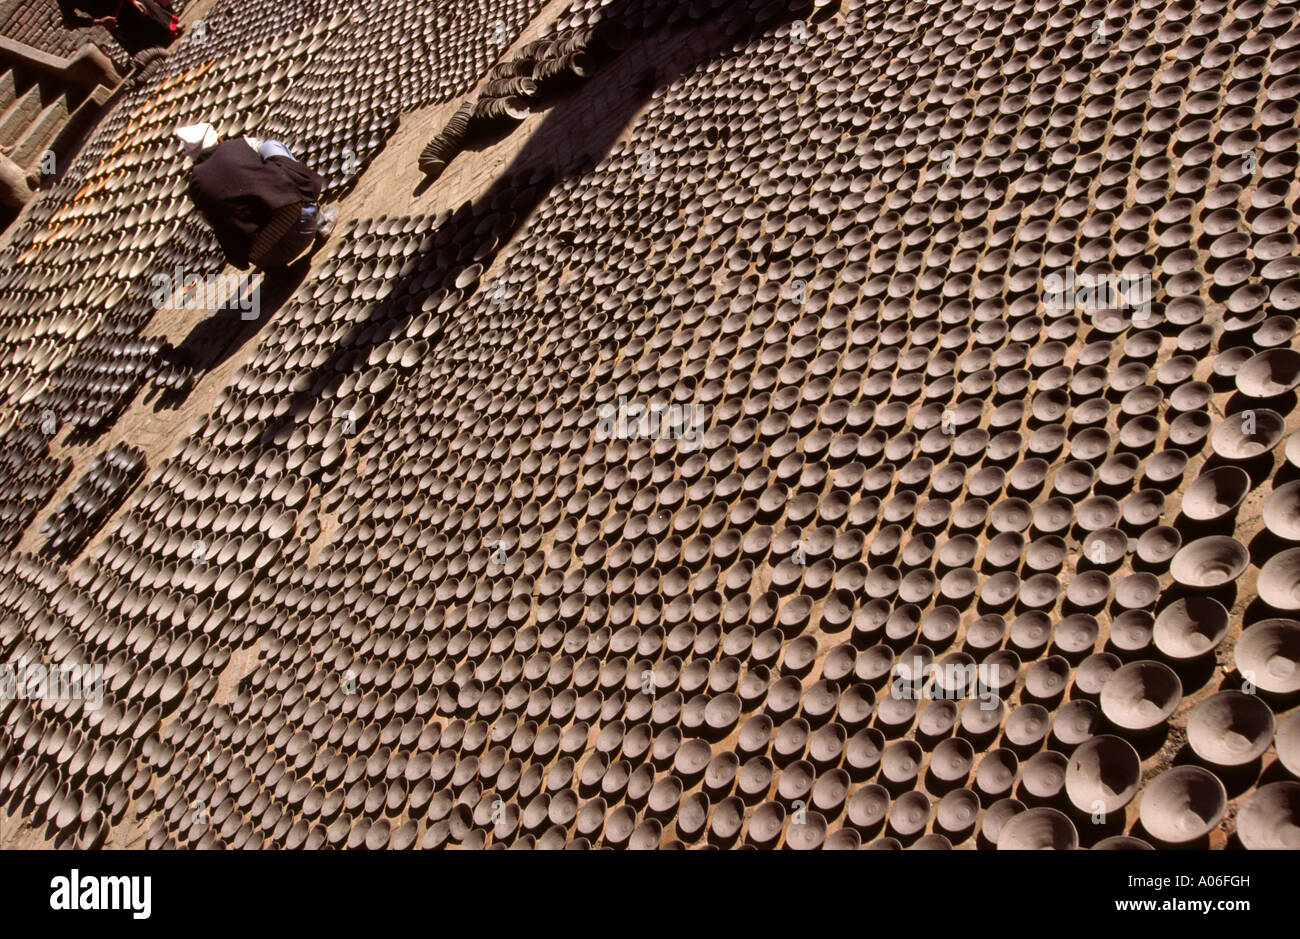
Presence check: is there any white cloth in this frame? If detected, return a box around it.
[175,123,219,159]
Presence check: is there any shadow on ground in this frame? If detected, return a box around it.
[254,0,819,446]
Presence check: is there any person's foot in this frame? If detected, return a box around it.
[315,205,338,240]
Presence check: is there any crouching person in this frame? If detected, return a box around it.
[176,122,336,271]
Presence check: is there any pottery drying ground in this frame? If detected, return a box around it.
[1,0,1299,851]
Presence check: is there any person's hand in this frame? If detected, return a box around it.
[130,0,147,11]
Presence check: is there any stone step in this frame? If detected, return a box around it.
[0,78,42,151]
[0,67,26,115]
[9,91,73,171]
[37,84,114,183]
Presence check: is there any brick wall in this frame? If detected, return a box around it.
[0,0,188,72]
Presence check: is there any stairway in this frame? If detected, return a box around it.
[0,39,119,223]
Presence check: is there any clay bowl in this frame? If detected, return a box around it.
[1109,610,1155,655]
[708,796,745,846]
[1018,573,1061,611]
[1277,711,1300,777]
[887,790,931,840]
[963,614,1006,655]
[853,640,894,685]
[1093,452,1141,495]
[1092,835,1154,850]
[1018,750,1069,804]
[674,791,710,842]
[981,650,1020,702]
[1169,536,1249,589]
[745,801,785,847]
[1186,691,1275,766]
[772,718,811,766]
[1064,573,1110,615]
[1179,466,1251,522]
[1051,699,1102,750]
[918,603,960,648]
[863,837,903,850]
[1133,523,1180,571]
[1235,782,1300,849]
[1213,346,1257,383]
[929,737,975,785]
[1138,765,1227,845]
[1066,733,1138,811]
[736,753,775,803]
[846,784,890,834]
[824,828,862,850]
[1142,449,1188,489]
[978,797,1024,848]
[1168,410,1213,449]
[1051,615,1099,662]
[1264,481,1300,540]
[785,811,829,850]
[935,788,981,840]
[984,532,1026,571]
[1076,495,1122,535]
[1053,460,1096,498]
[1008,611,1052,656]
[1072,653,1121,701]
[1003,704,1051,753]
[1152,596,1231,660]
[1024,656,1071,701]
[975,749,1020,800]
[1233,618,1300,693]
[1236,348,1300,398]
[1114,573,1161,613]
[1210,408,1285,460]
[996,807,1078,850]
[910,833,953,850]
[1013,535,1059,575]
[811,764,852,816]
[1259,548,1300,611]
[881,740,924,788]
[1099,660,1182,731]
[845,728,886,780]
